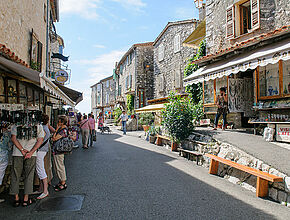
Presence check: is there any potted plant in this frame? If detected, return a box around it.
[148,126,160,144]
[138,113,154,132]
[162,93,196,151]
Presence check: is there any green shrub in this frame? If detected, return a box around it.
[138,113,154,126]
[113,107,122,125]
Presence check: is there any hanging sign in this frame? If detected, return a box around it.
[55,70,69,84]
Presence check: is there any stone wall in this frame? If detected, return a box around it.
[206,0,290,55]
[101,77,116,109]
[0,0,48,71]
[181,132,290,204]
[154,21,197,99]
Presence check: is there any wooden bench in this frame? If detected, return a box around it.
[156,135,171,146]
[178,148,203,165]
[205,153,283,198]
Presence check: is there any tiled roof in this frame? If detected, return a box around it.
[194,25,290,64]
[0,44,30,68]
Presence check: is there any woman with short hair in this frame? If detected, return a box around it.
[213,87,228,130]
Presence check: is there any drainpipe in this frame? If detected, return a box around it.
[45,0,50,77]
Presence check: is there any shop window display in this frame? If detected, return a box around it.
[27,87,33,106]
[204,80,215,104]
[19,82,27,106]
[282,60,290,95]
[259,63,279,97]
[0,76,4,103]
[215,77,227,96]
[7,79,17,104]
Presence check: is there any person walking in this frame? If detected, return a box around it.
[80,115,90,149]
[52,115,69,192]
[119,110,128,135]
[213,87,228,130]
[0,124,11,203]
[35,114,55,200]
[88,114,96,147]
[97,112,104,130]
[10,123,44,207]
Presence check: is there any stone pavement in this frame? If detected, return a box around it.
[194,127,290,176]
[0,128,289,219]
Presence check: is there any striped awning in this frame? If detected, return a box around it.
[135,104,165,113]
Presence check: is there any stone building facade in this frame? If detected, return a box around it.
[91,76,116,118]
[153,19,199,99]
[115,42,154,110]
[206,0,290,55]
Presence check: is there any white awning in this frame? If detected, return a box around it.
[40,74,75,107]
[184,38,290,85]
[135,104,165,113]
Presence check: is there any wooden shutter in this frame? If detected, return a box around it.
[251,0,260,29]
[37,41,43,72]
[129,75,132,88]
[30,29,34,65]
[226,5,235,38]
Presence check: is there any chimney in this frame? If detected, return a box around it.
[199,3,206,21]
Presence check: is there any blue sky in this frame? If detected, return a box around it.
[56,0,199,113]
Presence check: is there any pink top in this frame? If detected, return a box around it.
[98,116,104,127]
[80,119,90,130]
[88,118,96,130]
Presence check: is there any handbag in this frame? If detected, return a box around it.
[53,128,74,154]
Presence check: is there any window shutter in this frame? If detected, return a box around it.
[125,76,128,89]
[30,29,34,65]
[177,34,181,52]
[37,41,43,72]
[226,5,235,38]
[159,75,164,91]
[159,44,164,61]
[174,34,181,53]
[174,35,178,53]
[251,0,260,29]
[129,75,132,88]
[175,69,181,88]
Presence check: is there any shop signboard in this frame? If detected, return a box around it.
[276,124,290,143]
[0,104,24,111]
[55,70,69,84]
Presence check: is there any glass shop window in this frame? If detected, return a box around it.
[7,79,17,104]
[0,76,5,103]
[204,80,215,104]
[215,77,227,98]
[27,87,34,106]
[282,60,290,95]
[39,92,44,110]
[35,91,40,106]
[19,82,27,105]
[259,63,279,97]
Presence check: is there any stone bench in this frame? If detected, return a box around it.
[178,148,203,165]
[205,153,283,198]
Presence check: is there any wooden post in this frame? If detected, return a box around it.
[209,159,219,175]
[156,137,162,146]
[256,177,268,197]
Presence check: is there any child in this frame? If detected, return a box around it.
[0,124,11,203]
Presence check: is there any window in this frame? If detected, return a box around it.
[204,80,215,104]
[174,34,181,53]
[259,63,279,97]
[27,87,34,106]
[7,79,17,104]
[30,30,43,72]
[215,77,228,96]
[139,88,145,108]
[106,80,110,88]
[97,95,101,105]
[158,44,165,62]
[118,85,122,96]
[44,4,47,22]
[0,76,4,103]
[19,82,27,105]
[106,94,109,104]
[226,0,260,38]
[283,61,290,95]
[97,84,101,92]
[59,45,63,55]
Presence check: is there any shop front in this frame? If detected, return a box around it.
[184,37,290,141]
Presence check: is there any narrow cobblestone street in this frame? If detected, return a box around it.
[1,129,289,220]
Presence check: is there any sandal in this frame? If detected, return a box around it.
[37,192,49,200]
[54,183,67,192]
[13,199,20,207]
[22,198,35,207]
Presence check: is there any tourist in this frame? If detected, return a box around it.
[52,115,68,192]
[35,114,55,200]
[80,115,90,149]
[0,124,11,203]
[119,110,128,135]
[88,114,96,147]
[10,122,44,207]
[213,87,228,130]
[98,112,104,130]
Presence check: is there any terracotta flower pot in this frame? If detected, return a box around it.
[171,142,178,152]
[142,125,150,132]
[149,135,156,144]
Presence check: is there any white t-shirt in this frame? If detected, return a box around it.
[120,114,128,122]
[11,124,45,157]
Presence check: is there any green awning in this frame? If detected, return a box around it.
[183,20,206,49]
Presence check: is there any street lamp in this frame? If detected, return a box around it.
[194,0,204,9]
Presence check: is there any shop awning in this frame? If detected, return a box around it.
[53,81,83,105]
[0,56,40,84]
[135,104,165,113]
[183,20,206,49]
[184,38,290,85]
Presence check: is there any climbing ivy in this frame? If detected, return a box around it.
[126,94,134,114]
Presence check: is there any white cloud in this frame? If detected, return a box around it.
[112,0,146,11]
[70,50,125,113]
[60,0,101,20]
[93,44,106,49]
